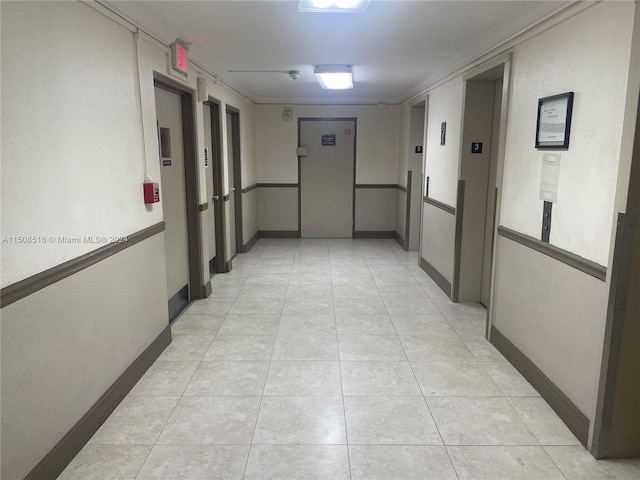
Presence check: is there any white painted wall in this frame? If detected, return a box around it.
[255,104,400,184]
[408,2,640,444]
[0,2,258,477]
[1,1,157,288]
[424,79,464,208]
[500,2,637,266]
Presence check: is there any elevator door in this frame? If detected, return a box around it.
[300,119,355,238]
[226,111,236,257]
[155,86,190,310]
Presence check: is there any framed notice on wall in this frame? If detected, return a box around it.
[535,92,574,149]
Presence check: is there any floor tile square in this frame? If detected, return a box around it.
[427,397,539,445]
[460,335,506,361]
[282,296,334,314]
[88,396,179,445]
[272,334,339,361]
[390,315,455,336]
[334,296,387,314]
[244,445,349,480]
[157,396,261,445]
[129,361,198,397]
[341,361,421,396]
[217,314,280,335]
[57,445,151,480]
[349,445,457,480]
[229,297,283,315]
[238,284,288,298]
[446,314,487,336]
[399,335,475,362]
[209,284,243,298]
[411,361,502,396]
[253,396,346,444]
[171,314,225,335]
[158,335,214,362]
[183,361,269,396]
[448,445,565,479]
[544,445,640,479]
[264,361,342,395]
[482,361,540,396]
[286,284,333,298]
[344,396,441,445]
[508,397,581,445]
[278,314,337,334]
[246,274,290,285]
[136,445,249,480]
[335,314,395,334]
[382,295,440,315]
[204,335,276,361]
[184,297,235,315]
[338,334,406,361]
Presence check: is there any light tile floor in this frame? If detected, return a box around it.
[59,239,640,480]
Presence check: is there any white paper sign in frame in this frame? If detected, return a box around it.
[535,91,574,149]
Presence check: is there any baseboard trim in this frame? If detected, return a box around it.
[168,284,189,322]
[24,326,172,480]
[1,222,166,308]
[257,230,299,238]
[353,230,396,239]
[201,280,212,298]
[490,326,590,446]
[419,256,452,298]
[394,231,405,250]
[244,232,259,252]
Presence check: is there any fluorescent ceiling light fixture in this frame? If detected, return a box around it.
[299,0,370,13]
[314,65,353,90]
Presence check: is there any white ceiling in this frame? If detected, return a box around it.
[105,0,573,104]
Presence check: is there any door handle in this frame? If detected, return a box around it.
[212,195,220,201]
[232,187,236,192]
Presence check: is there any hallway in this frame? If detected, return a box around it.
[58,239,638,479]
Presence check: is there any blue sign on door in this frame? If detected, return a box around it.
[322,134,336,146]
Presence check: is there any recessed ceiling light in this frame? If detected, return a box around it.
[299,0,370,13]
[314,65,353,90]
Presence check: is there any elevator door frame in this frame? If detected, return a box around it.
[205,99,229,274]
[153,73,205,320]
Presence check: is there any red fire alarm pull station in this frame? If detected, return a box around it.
[143,183,160,204]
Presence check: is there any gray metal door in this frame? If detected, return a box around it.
[155,86,189,299]
[300,119,355,238]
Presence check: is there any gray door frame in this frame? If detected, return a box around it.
[297,117,358,238]
[153,73,206,311]
[226,106,244,255]
[205,99,229,273]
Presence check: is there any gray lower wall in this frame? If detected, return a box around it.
[492,234,608,428]
[420,201,456,283]
[355,188,397,231]
[257,187,299,231]
[242,188,258,245]
[396,188,407,240]
[1,234,168,480]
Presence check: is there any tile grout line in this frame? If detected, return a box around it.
[240,244,276,480]
[337,241,355,480]
[386,252,461,479]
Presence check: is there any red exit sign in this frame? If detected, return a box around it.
[170,42,188,75]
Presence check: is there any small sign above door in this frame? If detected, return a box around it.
[415,146,423,154]
[322,134,336,146]
[471,142,483,154]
